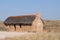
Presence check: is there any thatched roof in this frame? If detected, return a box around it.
[4,15,36,25]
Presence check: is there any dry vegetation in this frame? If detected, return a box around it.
[44,20,60,27]
[2,32,60,40]
[43,20,60,32]
[0,20,60,31]
[0,20,60,40]
[0,21,6,31]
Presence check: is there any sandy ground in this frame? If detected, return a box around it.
[0,31,34,39]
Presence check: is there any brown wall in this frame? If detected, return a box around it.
[32,13,43,32]
[16,25,20,32]
[6,25,32,32]
[6,25,15,32]
[20,25,32,32]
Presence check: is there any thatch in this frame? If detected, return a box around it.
[4,15,36,25]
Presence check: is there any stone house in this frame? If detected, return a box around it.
[4,13,43,32]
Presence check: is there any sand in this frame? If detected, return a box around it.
[0,31,34,39]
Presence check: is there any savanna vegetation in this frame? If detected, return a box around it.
[3,32,60,40]
[0,20,60,40]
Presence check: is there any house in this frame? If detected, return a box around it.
[4,13,43,32]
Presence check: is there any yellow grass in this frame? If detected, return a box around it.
[0,20,60,40]
[2,32,60,40]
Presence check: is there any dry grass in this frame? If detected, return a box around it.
[43,20,60,32]
[0,20,60,40]
[2,32,60,40]
[0,20,60,31]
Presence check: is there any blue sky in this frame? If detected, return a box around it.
[0,0,60,20]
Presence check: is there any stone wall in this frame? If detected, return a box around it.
[32,13,43,32]
[20,25,32,32]
[6,25,10,31]
[6,25,15,32]
[6,25,32,32]
[16,25,20,32]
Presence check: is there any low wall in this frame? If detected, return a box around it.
[6,25,33,32]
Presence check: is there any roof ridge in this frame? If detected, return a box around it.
[8,15,36,18]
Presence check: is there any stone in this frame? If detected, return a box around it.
[16,25,20,32]
[9,25,15,32]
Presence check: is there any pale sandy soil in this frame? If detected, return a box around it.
[0,31,34,39]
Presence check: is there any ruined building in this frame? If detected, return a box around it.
[4,13,43,32]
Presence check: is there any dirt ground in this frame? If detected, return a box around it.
[0,31,34,39]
